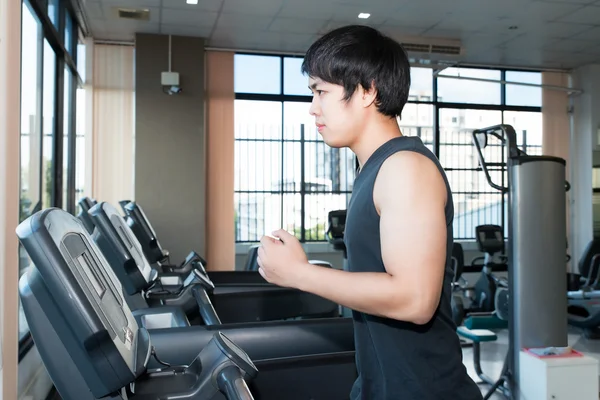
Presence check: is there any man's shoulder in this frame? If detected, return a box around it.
[374,150,448,211]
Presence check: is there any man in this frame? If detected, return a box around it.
[257,25,483,399]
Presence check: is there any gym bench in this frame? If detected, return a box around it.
[457,325,511,399]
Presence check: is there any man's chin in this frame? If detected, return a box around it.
[321,135,346,149]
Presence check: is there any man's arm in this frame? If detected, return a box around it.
[295,152,448,325]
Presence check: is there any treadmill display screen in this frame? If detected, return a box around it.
[77,254,106,298]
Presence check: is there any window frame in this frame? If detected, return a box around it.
[234,59,542,244]
[18,0,84,359]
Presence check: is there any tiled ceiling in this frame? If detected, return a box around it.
[82,0,600,70]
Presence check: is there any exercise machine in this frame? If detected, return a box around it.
[567,238,600,337]
[17,207,358,399]
[120,200,334,284]
[89,201,340,323]
[77,196,97,234]
[469,124,571,399]
[326,209,353,318]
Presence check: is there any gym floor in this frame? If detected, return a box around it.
[464,328,600,399]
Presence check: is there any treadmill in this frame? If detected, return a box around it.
[76,196,97,234]
[89,201,340,324]
[16,207,358,400]
[119,200,335,285]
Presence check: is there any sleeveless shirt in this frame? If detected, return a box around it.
[345,136,482,400]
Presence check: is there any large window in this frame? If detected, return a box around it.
[234,56,543,243]
[18,0,85,357]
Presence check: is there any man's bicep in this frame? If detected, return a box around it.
[377,154,448,309]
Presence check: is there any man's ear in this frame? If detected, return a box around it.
[361,80,377,108]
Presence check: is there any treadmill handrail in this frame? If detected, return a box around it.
[471,124,520,194]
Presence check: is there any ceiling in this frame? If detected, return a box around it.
[82,0,600,70]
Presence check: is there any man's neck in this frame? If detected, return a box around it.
[352,118,403,170]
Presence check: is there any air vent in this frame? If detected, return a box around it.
[114,7,150,21]
[402,42,462,56]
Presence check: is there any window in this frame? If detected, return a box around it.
[437,67,502,105]
[234,54,281,94]
[234,55,542,242]
[19,0,43,343]
[506,71,542,107]
[18,0,85,357]
[439,109,504,239]
[234,56,356,242]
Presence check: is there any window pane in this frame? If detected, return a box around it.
[235,99,281,139]
[284,101,356,192]
[399,103,434,152]
[503,111,543,155]
[284,57,311,96]
[235,193,282,242]
[48,0,59,27]
[19,1,42,341]
[409,67,433,101]
[235,100,284,240]
[77,41,86,83]
[283,193,302,239]
[304,194,351,241]
[234,54,281,94]
[75,87,86,203]
[63,67,72,209]
[42,40,56,209]
[284,101,315,140]
[65,10,74,54]
[506,71,542,107]
[438,109,504,239]
[437,67,501,105]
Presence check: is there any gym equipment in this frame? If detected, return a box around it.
[89,201,340,324]
[326,209,353,318]
[473,124,569,399]
[77,196,97,234]
[472,224,509,313]
[120,200,334,284]
[244,244,332,274]
[16,208,258,400]
[458,314,510,400]
[567,238,600,336]
[450,242,466,327]
[16,208,359,399]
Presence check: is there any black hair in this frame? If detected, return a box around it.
[301,25,411,118]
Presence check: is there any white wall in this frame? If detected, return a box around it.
[570,64,600,266]
[0,0,22,397]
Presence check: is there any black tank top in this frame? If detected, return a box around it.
[345,136,482,400]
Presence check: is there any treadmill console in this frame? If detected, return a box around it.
[327,210,346,252]
[16,208,148,397]
[475,224,505,255]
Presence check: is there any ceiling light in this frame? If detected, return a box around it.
[187,0,198,4]
[358,13,370,19]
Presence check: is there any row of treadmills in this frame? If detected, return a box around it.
[16,198,356,399]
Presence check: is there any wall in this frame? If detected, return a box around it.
[205,51,235,270]
[134,34,206,262]
[570,64,600,267]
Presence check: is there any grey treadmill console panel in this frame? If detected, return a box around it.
[16,208,150,398]
[90,202,154,295]
[124,202,165,264]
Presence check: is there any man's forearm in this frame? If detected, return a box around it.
[296,263,427,324]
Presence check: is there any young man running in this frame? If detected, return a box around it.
[257,25,483,400]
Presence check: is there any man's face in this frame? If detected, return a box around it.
[308,76,364,148]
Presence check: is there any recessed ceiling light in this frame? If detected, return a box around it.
[187,0,198,4]
[358,13,370,19]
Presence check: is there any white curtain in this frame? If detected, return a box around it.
[90,43,135,206]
